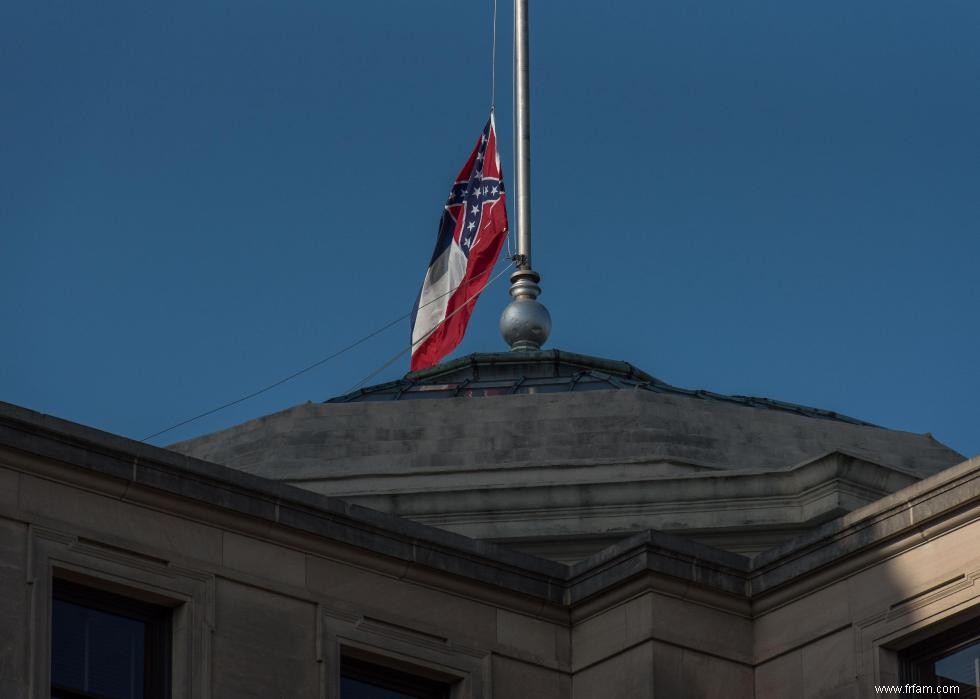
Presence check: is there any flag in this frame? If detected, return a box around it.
[410,114,508,371]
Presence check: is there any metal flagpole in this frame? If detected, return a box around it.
[513,0,533,270]
[500,0,552,351]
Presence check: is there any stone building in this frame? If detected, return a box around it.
[1,349,978,697]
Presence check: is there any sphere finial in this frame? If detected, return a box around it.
[500,268,551,351]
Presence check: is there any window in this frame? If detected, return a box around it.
[341,655,451,699]
[51,579,171,699]
[903,617,980,696]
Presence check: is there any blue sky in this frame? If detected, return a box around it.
[3,0,978,457]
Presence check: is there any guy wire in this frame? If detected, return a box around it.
[141,264,503,443]
[348,260,514,393]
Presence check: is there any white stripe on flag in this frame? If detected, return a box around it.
[411,241,468,348]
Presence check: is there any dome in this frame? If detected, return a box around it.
[169,350,964,561]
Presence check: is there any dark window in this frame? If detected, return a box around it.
[51,580,171,699]
[341,656,451,699]
[903,617,980,695]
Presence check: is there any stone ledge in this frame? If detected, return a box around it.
[565,530,751,603]
[0,402,567,604]
[750,455,980,595]
[2,401,978,610]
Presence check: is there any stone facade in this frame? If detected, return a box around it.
[2,399,980,697]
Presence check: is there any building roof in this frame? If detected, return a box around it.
[172,350,959,479]
[168,350,964,560]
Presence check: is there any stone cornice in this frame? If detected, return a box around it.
[1,401,977,612]
[0,403,568,605]
[749,454,980,602]
[346,451,922,534]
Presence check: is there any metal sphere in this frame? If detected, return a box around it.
[500,297,552,351]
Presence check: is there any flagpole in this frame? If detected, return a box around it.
[500,0,552,352]
[514,0,532,270]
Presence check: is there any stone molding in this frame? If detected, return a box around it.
[338,451,922,543]
[23,524,215,699]
[320,604,493,699]
[2,401,978,613]
[750,454,980,600]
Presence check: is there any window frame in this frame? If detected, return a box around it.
[901,617,980,693]
[340,654,452,699]
[26,527,213,699]
[51,578,173,699]
[321,604,491,699]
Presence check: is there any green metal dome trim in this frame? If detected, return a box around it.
[325,350,877,427]
[407,350,655,383]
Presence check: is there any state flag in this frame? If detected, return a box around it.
[410,115,508,371]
